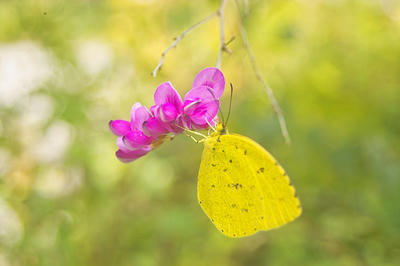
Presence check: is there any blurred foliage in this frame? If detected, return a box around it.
[0,0,400,265]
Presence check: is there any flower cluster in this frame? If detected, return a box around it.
[109,67,225,162]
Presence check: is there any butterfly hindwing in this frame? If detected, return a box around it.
[197,134,301,238]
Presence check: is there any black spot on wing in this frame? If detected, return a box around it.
[229,159,232,163]
[232,183,242,189]
[211,163,216,167]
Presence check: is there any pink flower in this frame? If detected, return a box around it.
[146,82,184,136]
[109,120,131,136]
[109,103,155,163]
[147,67,225,131]
[110,67,226,163]
[191,67,225,98]
[184,67,225,128]
[115,147,152,163]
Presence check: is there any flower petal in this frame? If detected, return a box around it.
[160,103,178,122]
[142,117,170,137]
[188,99,220,126]
[154,82,183,112]
[192,67,225,98]
[116,147,152,163]
[179,116,192,130]
[183,85,220,127]
[117,136,144,152]
[109,120,131,136]
[123,130,154,149]
[131,103,151,131]
[184,85,217,105]
[150,105,160,117]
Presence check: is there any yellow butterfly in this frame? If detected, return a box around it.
[197,123,302,238]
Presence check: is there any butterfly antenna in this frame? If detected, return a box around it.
[224,83,234,127]
[206,87,225,125]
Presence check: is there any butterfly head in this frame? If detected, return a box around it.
[212,122,228,136]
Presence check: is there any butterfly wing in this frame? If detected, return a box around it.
[197,134,301,238]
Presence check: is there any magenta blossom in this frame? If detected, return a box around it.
[109,103,154,163]
[147,67,225,133]
[109,67,225,163]
[186,67,225,128]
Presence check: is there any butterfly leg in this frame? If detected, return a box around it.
[183,131,206,143]
[205,118,216,132]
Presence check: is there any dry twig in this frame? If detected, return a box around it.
[235,0,291,144]
[216,0,227,68]
[152,0,291,144]
[152,12,218,77]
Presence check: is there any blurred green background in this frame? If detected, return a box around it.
[1,0,400,265]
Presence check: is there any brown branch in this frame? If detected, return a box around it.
[235,0,291,144]
[243,0,249,16]
[152,12,218,77]
[216,0,227,69]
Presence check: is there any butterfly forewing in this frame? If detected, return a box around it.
[197,134,301,238]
